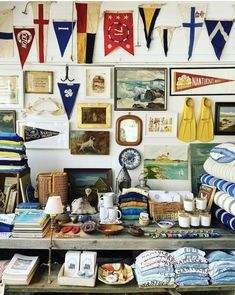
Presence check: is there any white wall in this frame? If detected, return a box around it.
[1,1,235,192]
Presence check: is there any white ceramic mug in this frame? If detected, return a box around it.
[108,206,122,222]
[103,193,115,208]
[99,207,108,222]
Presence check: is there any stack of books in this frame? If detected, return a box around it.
[2,254,39,285]
[12,209,50,238]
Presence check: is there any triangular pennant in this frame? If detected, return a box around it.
[23,125,60,142]
[0,9,14,58]
[14,27,35,68]
[205,19,233,60]
[178,4,207,60]
[53,20,75,57]
[57,82,80,119]
[104,11,134,56]
[139,4,162,49]
[157,26,177,56]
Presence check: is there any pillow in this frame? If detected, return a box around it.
[210,142,235,164]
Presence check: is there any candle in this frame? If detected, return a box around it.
[178,213,190,228]
[200,212,211,227]
[195,197,207,210]
[183,198,194,212]
[190,213,200,227]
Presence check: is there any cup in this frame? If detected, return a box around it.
[183,198,195,212]
[103,193,115,208]
[107,206,122,222]
[195,197,207,210]
[99,207,108,223]
[190,213,200,227]
[200,212,211,227]
[178,212,190,228]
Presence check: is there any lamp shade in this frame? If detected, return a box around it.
[44,196,64,215]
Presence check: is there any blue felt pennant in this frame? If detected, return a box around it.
[53,21,75,57]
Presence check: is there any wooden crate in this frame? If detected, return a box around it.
[149,201,183,221]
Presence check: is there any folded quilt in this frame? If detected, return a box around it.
[0,148,26,154]
[121,215,140,220]
[119,201,147,208]
[121,208,146,215]
[214,191,235,216]
[212,204,235,231]
[118,192,148,202]
[0,133,23,142]
[201,174,235,197]
[210,142,235,164]
[0,159,28,166]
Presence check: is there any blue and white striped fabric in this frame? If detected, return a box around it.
[210,142,235,164]
[212,204,235,231]
[201,174,235,197]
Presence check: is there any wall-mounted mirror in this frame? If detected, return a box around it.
[116,114,142,146]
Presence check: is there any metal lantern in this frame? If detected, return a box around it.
[115,164,131,193]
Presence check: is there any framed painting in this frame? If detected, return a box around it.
[215,102,235,135]
[170,67,235,96]
[85,67,111,98]
[78,103,111,128]
[24,71,53,94]
[0,110,16,133]
[0,70,23,109]
[145,112,177,137]
[114,67,167,111]
[16,121,69,149]
[70,130,110,155]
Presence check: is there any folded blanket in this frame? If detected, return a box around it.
[119,192,148,202]
[0,148,26,155]
[121,208,146,215]
[121,215,141,220]
[214,191,235,216]
[0,133,23,142]
[212,204,235,231]
[119,196,148,204]
[201,174,235,197]
[120,206,147,211]
[210,143,235,164]
[0,159,28,166]
[119,201,147,208]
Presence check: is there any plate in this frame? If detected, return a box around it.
[119,148,141,170]
[97,224,124,236]
[128,226,144,236]
[98,263,134,285]
[156,219,175,229]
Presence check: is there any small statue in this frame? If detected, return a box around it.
[71,187,96,215]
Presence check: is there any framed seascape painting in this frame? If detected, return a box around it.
[145,113,177,137]
[114,67,167,111]
[215,102,235,135]
[0,110,16,133]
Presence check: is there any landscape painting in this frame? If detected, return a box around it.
[144,145,188,180]
[114,67,167,111]
[215,102,235,135]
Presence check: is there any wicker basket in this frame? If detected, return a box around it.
[149,201,183,221]
[37,172,68,208]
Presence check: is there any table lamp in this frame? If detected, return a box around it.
[44,196,63,283]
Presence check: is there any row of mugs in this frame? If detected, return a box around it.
[99,206,122,223]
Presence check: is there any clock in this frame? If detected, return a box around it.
[119,148,141,170]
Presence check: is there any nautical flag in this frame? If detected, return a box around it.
[57,83,80,120]
[0,9,14,58]
[178,4,207,60]
[31,2,51,63]
[75,2,101,64]
[205,19,233,60]
[138,4,162,49]
[14,27,35,68]
[23,125,60,142]
[53,20,75,57]
[104,11,134,56]
[157,26,177,56]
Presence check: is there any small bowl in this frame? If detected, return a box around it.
[128,226,144,237]
[156,219,175,229]
[97,224,124,236]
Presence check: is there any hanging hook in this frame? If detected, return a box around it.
[60,64,75,82]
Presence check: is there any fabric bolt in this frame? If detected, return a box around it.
[121,208,146,215]
[210,142,235,164]
[121,215,140,220]
[119,196,148,204]
[119,201,147,208]
[120,206,147,211]
[212,204,235,231]
[119,192,149,202]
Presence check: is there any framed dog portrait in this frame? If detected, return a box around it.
[0,110,16,133]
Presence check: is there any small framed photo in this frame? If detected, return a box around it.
[78,103,111,128]
[0,70,23,109]
[198,184,216,211]
[215,102,235,135]
[0,110,16,133]
[145,112,177,137]
[24,71,53,94]
[85,67,111,98]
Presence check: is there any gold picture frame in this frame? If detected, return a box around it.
[78,103,111,128]
[25,71,53,94]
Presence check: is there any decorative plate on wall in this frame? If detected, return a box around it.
[119,148,141,170]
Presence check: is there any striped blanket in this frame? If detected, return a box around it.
[201,174,235,197]
[212,204,235,231]
[203,158,235,183]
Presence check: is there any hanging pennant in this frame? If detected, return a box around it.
[104,10,134,56]
[53,20,75,57]
[157,26,177,56]
[178,4,207,60]
[205,19,233,60]
[0,9,14,58]
[14,27,35,68]
[31,1,51,63]
[23,125,60,142]
[75,2,101,63]
[139,4,162,49]
[57,83,80,119]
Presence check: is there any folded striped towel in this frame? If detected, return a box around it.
[201,174,235,197]
[210,143,235,164]
[212,204,235,231]
[203,158,235,183]
[214,191,235,216]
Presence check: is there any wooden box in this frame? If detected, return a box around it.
[149,201,183,221]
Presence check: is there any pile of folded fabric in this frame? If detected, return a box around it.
[0,133,28,172]
[118,188,148,220]
[134,250,175,287]
[207,251,235,285]
[172,247,209,286]
[201,142,235,231]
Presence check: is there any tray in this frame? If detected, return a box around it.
[98,263,133,285]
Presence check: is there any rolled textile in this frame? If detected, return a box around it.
[211,204,235,231]
[203,157,235,183]
[201,174,235,197]
[210,142,235,164]
[214,191,235,216]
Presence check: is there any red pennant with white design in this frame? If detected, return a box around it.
[104,11,134,56]
[14,27,35,68]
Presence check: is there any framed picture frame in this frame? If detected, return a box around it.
[85,67,111,99]
[16,120,69,149]
[170,67,235,96]
[24,71,53,94]
[145,112,177,137]
[198,184,216,211]
[214,102,235,135]
[0,70,23,109]
[0,110,16,133]
[78,103,111,128]
[114,67,167,111]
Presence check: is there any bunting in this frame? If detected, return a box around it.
[23,125,60,142]
[14,27,35,68]
[178,4,207,60]
[139,4,162,49]
[53,20,75,57]
[205,19,233,60]
[0,9,14,58]
[157,26,177,56]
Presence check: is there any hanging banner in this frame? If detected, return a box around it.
[57,82,80,119]
[23,125,60,142]
[178,4,207,60]
[53,20,75,57]
[75,2,101,63]
[14,27,35,68]
[157,26,177,56]
[31,1,51,63]
[205,19,233,60]
[104,10,134,56]
[139,4,162,49]
[0,9,14,58]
